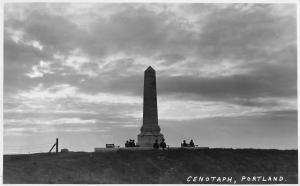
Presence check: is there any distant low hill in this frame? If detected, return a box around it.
[3,148,298,184]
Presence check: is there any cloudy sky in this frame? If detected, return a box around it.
[4,3,297,154]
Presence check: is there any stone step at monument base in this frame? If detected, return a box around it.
[94,146,210,152]
[137,132,164,147]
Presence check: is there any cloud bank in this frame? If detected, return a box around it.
[4,3,297,153]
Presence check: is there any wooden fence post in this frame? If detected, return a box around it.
[56,138,58,154]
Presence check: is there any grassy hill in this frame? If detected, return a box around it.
[3,148,298,184]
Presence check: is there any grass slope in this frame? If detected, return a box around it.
[3,148,298,184]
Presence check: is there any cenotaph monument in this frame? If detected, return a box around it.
[137,66,164,147]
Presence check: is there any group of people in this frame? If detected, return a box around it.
[181,139,195,147]
[125,139,136,147]
[153,138,167,150]
[125,138,195,149]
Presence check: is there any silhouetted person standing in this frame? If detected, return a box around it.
[160,138,166,150]
[153,139,159,149]
[190,140,195,147]
[125,140,129,147]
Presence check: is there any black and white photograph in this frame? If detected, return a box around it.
[2,1,298,184]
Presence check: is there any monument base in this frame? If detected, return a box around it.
[137,132,164,147]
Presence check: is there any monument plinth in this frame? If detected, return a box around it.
[137,66,164,147]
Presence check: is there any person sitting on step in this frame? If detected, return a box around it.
[160,138,167,150]
[129,139,133,147]
[182,140,188,147]
[189,139,195,147]
[153,139,159,149]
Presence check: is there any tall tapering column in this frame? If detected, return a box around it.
[137,66,164,147]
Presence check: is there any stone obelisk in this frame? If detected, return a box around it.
[137,66,164,147]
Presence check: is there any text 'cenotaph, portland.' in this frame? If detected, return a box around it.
[137,66,164,147]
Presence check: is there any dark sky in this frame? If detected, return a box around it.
[4,3,297,154]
